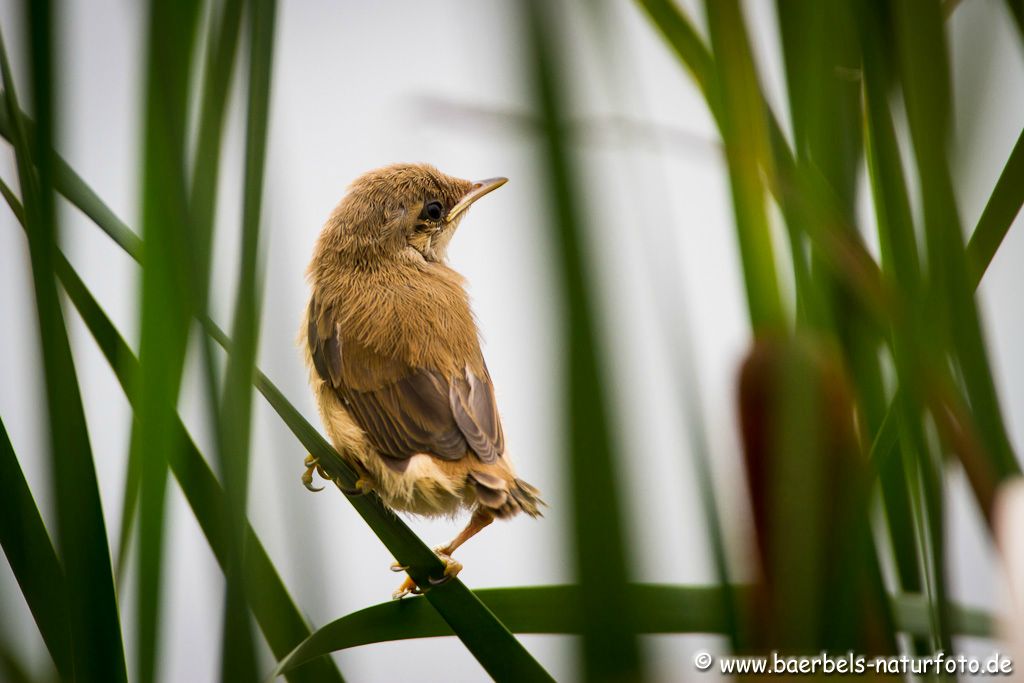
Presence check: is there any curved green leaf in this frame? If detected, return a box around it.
[217,0,277,678]
[276,585,994,675]
[0,415,72,678]
[966,125,1024,289]
[0,25,128,683]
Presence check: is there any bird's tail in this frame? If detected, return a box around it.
[468,470,545,519]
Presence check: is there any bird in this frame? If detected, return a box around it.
[300,163,543,599]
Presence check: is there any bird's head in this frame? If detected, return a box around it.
[323,163,507,265]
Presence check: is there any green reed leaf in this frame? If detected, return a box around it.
[276,585,993,674]
[0,412,72,679]
[0,21,127,683]
[523,1,647,680]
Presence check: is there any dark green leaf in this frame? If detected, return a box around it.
[966,125,1024,288]
[0,412,72,678]
[0,21,128,683]
[218,0,277,677]
[523,1,646,680]
[276,585,993,674]
[703,0,785,332]
[132,0,203,680]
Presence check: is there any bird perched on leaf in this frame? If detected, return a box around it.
[301,163,543,599]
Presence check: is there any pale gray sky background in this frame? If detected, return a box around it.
[0,1,1022,681]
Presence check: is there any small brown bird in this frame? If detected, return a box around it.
[301,163,542,598]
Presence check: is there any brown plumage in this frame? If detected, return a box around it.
[301,163,542,597]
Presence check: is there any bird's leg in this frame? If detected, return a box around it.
[392,508,494,599]
[301,454,327,492]
[435,507,494,563]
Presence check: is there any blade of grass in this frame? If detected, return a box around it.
[774,7,899,651]
[0,21,128,683]
[703,0,785,333]
[891,4,1019,653]
[775,0,885,426]
[635,0,1016,547]
[0,103,141,256]
[857,4,967,660]
[895,0,1019,485]
[966,125,1024,288]
[890,0,978,654]
[218,0,277,677]
[858,0,931,634]
[579,0,743,649]
[115,0,246,588]
[64,260,344,683]
[523,1,646,680]
[0,180,347,683]
[274,585,993,674]
[635,0,889,322]
[634,0,717,105]
[777,0,862,219]
[0,104,555,683]
[0,415,72,678]
[0,644,42,683]
[132,0,203,680]
[189,0,244,283]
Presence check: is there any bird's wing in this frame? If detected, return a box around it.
[307,296,504,464]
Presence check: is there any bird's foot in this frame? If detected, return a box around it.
[390,549,464,600]
[429,548,463,585]
[391,575,421,600]
[337,476,373,497]
[301,454,328,492]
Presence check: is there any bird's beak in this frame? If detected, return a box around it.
[446,177,508,223]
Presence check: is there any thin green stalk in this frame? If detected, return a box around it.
[579,0,742,651]
[0,415,72,679]
[858,2,931,650]
[703,0,785,333]
[132,1,203,680]
[275,585,994,674]
[115,0,246,588]
[966,125,1024,288]
[524,1,646,680]
[895,0,1018,487]
[635,0,889,323]
[219,0,277,678]
[0,21,128,683]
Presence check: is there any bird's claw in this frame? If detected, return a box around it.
[392,577,420,600]
[301,454,326,492]
[428,573,455,587]
[337,476,373,497]
[431,551,463,585]
[391,551,463,598]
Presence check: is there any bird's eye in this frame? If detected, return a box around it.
[422,200,444,222]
